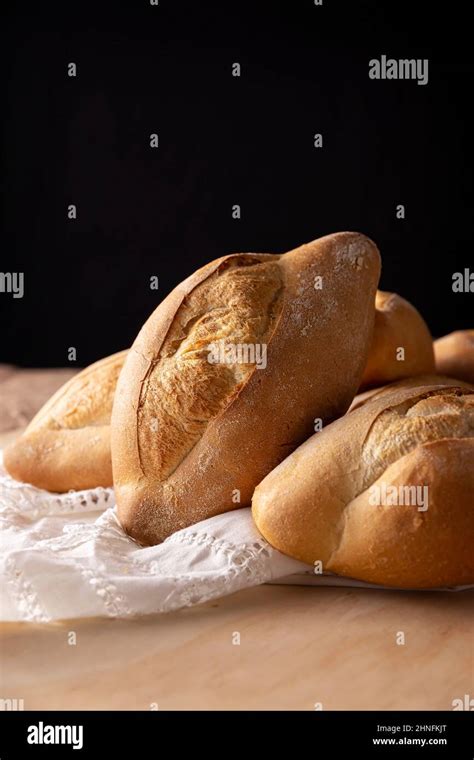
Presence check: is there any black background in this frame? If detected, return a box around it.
[1,0,472,367]
[0,711,472,757]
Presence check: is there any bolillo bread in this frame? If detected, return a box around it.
[3,350,128,492]
[360,290,435,390]
[252,381,474,588]
[434,330,474,384]
[349,373,474,412]
[112,232,381,545]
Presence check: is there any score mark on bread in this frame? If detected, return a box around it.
[137,256,284,480]
[252,382,474,588]
[112,232,381,545]
[3,350,128,491]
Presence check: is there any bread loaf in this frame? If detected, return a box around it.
[3,350,127,491]
[112,232,381,545]
[349,373,473,412]
[434,330,474,384]
[252,382,474,588]
[360,290,435,390]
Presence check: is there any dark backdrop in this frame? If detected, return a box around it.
[1,0,472,367]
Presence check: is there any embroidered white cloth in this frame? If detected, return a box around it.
[0,455,469,621]
[0,451,310,621]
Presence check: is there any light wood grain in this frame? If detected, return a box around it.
[1,585,472,710]
[0,366,76,433]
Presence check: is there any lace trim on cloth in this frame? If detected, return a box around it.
[4,556,50,623]
[0,452,305,621]
[164,530,272,606]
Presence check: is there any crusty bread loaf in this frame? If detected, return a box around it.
[349,373,474,412]
[252,382,474,588]
[434,330,474,384]
[3,350,127,491]
[112,232,381,545]
[360,290,435,390]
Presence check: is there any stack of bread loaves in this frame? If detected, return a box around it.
[4,232,473,589]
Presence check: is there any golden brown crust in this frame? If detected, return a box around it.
[349,373,474,412]
[252,383,474,588]
[136,256,284,482]
[434,330,474,384]
[330,438,474,587]
[112,232,381,545]
[360,290,435,390]
[3,350,127,491]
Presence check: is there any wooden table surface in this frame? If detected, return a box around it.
[2,585,473,711]
[0,369,473,711]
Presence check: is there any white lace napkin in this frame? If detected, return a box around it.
[0,454,469,621]
[0,450,310,621]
